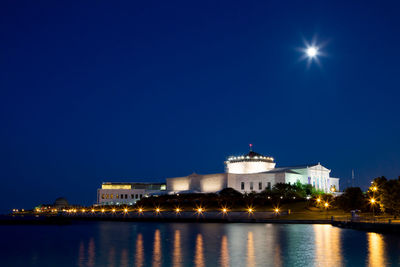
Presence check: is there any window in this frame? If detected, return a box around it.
[120,194,123,199]
[250,182,253,190]
[241,182,245,190]
[139,194,142,198]
[106,194,109,199]
[259,182,262,190]
[135,194,138,199]
[125,194,128,199]
[131,194,134,199]
[110,194,113,199]
[116,194,119,199]
[267,182,271,190]
[101,194,105,199]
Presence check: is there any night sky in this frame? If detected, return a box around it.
[1,1,400,212]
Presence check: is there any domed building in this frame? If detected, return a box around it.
[53,197,69,208]
[166,146,340,194]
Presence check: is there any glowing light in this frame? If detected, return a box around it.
[330,187,336,192]
[324,202,329,208]
[316,198,321,203]
[101,209,105,213]
[81,209,85,213]
[274,208,280,213]
[306,46,318,58]
[247,207,254,214]
[112,208,116,213]
[372,186,378,191]
[138,208,143,213]
[124,208,128,213]
[175,208,181,213]
[196,207,204,214]
[370,198,376,204]
[221,207,228,214]
[155,208,161,213]
[91,209,95,212]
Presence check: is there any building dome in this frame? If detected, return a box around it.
[54,197,69,208]
[225,150,276,174]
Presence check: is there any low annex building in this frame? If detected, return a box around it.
[167,149,340,194]
[97,182,166,206]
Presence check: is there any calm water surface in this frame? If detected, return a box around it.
[1,222,400,267]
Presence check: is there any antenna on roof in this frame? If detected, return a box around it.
[352,169,355,187]
[249,143,253,152]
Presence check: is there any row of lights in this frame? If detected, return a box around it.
[63,207,281,215]
[228,156,274,161]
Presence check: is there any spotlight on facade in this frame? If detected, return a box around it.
[81,209,85,213]
[91,209,95,213]
[138,208,143,213]
[155,208,161,213]
[274,208,280,214]
[247,207,254,214]
[112,208,116,213]
[124,208,128,213]
[221,207,228,214]
[101,209,105,213]
[175,207,181,213]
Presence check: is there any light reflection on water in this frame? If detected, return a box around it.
[1,222,400,267]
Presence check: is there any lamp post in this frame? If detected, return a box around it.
[370,198,376,219]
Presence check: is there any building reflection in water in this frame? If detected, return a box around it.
[173,230,182,267]
[87,238,95,267]
[314,225,342,267]
[135,233,144,267]
[194,234,205,267]
[220,235,230,267]
[247,232,255,267]
[367,232,386,267]
[152,229,162,267]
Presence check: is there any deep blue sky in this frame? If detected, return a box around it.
[1,1,400,212]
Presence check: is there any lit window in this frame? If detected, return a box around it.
[102,194,105,199]
[241,182,245,190]
[110,194,113,199]
[116,194,119,199]
[106,194,109,199]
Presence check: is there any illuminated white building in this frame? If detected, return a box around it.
[167,150,340,194]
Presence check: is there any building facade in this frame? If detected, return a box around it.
[97,182,166,206]
[167,150,340,194]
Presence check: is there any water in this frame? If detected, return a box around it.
[1,222,400,267]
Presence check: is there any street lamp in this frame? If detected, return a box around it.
[370,198,376,218]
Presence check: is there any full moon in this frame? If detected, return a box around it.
[306,46,318,57]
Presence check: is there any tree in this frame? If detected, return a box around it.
[336,187,366,211]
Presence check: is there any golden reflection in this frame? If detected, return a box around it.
[247,232,255,267]
[173,230,182,267]
[120,249,128,267]
[194,234,205,267]
[87,238,95,267]
[78,241,85,267]
[220,235,230,267]
[135,234,144,267]
[152,229,162,267]
[368,232,386,267]
[107,247,115,267]
[314,225,342,267]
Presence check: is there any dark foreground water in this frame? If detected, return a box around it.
[1,222,400,267]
